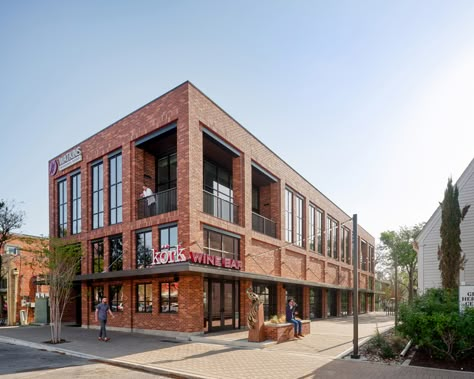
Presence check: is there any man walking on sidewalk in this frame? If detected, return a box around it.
[95,297,114,341]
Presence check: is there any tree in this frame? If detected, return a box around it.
[33,238,82,343]
[0,199,24,251]
[379,223,424,305]
[0,200,24,291]
[438,178,470,290]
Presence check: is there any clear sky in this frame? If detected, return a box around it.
[1,1,474,242]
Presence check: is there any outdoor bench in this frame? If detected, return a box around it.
[264,320,311,343]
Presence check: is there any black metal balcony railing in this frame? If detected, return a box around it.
[203,190,239,224]
[137,188,177,219]
[252,212,277,238]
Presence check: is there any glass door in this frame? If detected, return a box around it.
[207,279,239,332]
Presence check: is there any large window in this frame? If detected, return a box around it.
[326,216,338,259]
[71,172,81,234]
[92,240,104,273]
[317,209,323,254]
[92,286,104,310]
[136,230,153,268]
[157,153,177,191]
[295,195,304,247]
[285,284,303,317]
[109,235,123,271]
[327,289,337,317]
[58,179,67,237]
[252,282,276,321]
[109,153,122,225]
[309,205,316,251]
[342,227,351,264]
[159,224,178,248]
[285,189,293,243]
[136,283,152,313]
[309,287,323,319]
[203,229,240,260]
[203,160,235,223]
[369,245,374,273]
[109,285,123,312]
[92,161,104,229]
[160,282,178,313]
[361,240,368,271]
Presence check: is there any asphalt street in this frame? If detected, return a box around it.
[0,342,175,379]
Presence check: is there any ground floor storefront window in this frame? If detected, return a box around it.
[252,282,276,321]
[309,287,323,319]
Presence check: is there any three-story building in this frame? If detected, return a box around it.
[48,81,375,336]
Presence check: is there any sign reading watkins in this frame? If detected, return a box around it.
[58,146,83,171]
[460,285,474,313]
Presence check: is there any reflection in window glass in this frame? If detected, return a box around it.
[160,282,178,313]
[136,283,152,312]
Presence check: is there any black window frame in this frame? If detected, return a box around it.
[109,153,122,225]
[109,284,123,312]
[160,281,178,313]
[71,172,81,235]
[136,230,153,269]
[92,161,104,229]
[58,178,68,237]
[92,239,104,274]
[203,229,240,261]
[109,235,123,271]
[157,152,177,192]
[136,283,152,313]
[252,282,276,321]
[92,286,104,310]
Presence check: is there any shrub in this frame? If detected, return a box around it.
[398,288,474,362]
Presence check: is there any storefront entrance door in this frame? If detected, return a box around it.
[206,279,238,332]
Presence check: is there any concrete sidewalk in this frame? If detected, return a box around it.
[0,313,471,379]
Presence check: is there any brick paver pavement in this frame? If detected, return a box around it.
[0,313,472,379]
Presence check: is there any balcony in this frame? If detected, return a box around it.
[137,188,177,219]
[203,190,239,224]
[252,212,277,238]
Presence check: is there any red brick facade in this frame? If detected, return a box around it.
[48,82,376,336]
[0,234,49,325]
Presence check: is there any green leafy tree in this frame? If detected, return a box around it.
[438,178,470,290]
[379,223,424,305]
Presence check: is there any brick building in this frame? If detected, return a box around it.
[48,81,376,336]
[0,234,49,325]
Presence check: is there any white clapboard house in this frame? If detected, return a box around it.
[416,158,474,293]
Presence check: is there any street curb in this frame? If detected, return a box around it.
[0,335,216,379]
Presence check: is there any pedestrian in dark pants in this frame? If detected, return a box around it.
[286,298,303,338]
[95,297,114,341]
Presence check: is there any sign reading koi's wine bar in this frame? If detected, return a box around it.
[152,245,186,265]
[189,252,242,270]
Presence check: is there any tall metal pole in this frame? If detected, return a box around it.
[351,214,360,359]
[394,252,398,327]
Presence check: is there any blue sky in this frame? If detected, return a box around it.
[1,1,474,242]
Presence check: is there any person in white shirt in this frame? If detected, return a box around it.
[141,185,156,216]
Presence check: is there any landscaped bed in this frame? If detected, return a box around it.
[346,328,474,373]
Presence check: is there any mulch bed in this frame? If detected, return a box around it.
[409,348,474,372]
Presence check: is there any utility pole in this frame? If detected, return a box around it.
[351,214,360,359]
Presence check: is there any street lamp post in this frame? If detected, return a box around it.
[351,214,360,359]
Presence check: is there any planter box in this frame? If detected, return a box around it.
[264,320,310,343]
